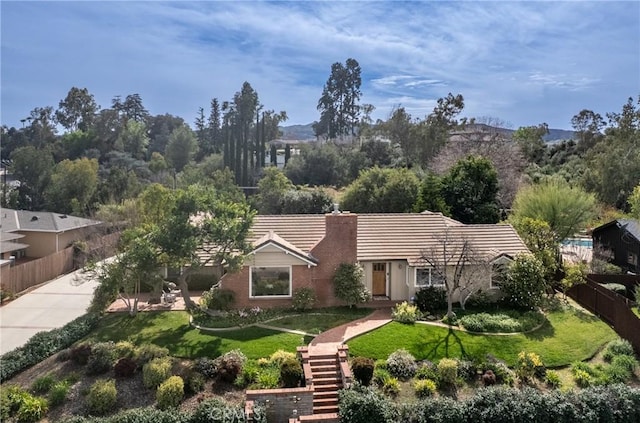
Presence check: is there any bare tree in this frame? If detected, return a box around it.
[419,229,490,318]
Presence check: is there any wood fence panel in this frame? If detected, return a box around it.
[0,248,74,294]
[567,278,640,354]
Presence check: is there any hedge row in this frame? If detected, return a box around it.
[59,398,266,423]
[339,384,640,423]
[0,313,100,382]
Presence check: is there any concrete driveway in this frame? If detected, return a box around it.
[0,266,100,355]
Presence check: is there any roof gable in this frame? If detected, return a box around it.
[593,219,640,242]
[251,231,318,266]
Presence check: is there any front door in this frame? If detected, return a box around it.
[372,263,387,296]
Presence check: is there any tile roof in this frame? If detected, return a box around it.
[0,208,101,233]
[250,213,529,265]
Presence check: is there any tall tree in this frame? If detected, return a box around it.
[253,167,294,214]
[56,87,99,132]
[341,167,420,213]
[24,106,57,147]
[165,125,198,172]
[233,82,259,186]
[382,106,414,166]
[45,157,99,215]
[10,146,55,210]
[441,155,500,223]
[207,98,222,155]
[316,58,362,139]
[571,109,605,152]
[115,120,149,160]
[512,123,549,164]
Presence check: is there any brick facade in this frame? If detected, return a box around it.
[220,212,358,309]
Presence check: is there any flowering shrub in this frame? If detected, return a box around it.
[392,301,422,324]
[292,287,316,311]
[414,379,437,398]
[386,349,417,381]
[437,358,458,387]
[515,351,545,382]
[214,349,247,383]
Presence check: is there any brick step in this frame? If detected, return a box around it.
[308,353,337,360]
[314,390,339,399]
[309,359,338,367]
[313,377,341,386]
[298,412,339,423]
[309,364,340,372]
[314,383,342,392]
[311,370,341,378]
[313,404,340,414]
[313,397,338,407]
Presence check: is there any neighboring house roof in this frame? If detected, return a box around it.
[0,232,24,242]
[0,241,30,254]
[0,208,101,233]
[249,213,529,266]
[593,219,640,242]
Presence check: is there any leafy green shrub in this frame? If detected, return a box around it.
[200,287,235,311]
[457,360,477,382]
[16,394,48,423]
[280,357,302,388]
[392,301,422,324]
[114,357,137,378]
[437,358,459,387]
[87,341,118,375]
[256,366,280,389]
[415,361,438,381]
[373,359,387,371]
[372,368,391,387]
[134,344,169,365]
[459,310,545,333]
[414,286,446,314]
[156,376,184,410]
[114,341,136,359]
[414,378,437,398]
[186,372,205,395]
[500,254,546,310]
[70,343,93,365]
[292,287,316,311]
[268,350,296,367]
[603,338,635,362]
[1,385,29,420]
[545,370,562,389]
[0,313,100,383]
[339,385,398,423]
[214,349,247,383]
[351,357,375,386]
[604,354,638,383]
[480,357,514,386]
[386,349,417,380]
[194,357,217,379]
[611,354,638,373]
[381,376,400,397]
[333,263,370,307]
[143,357,172,389]
[515,351,545,382]
[235,360,259,388]
[86,379,117,416]
[31,373,56,394]
[573,369,593,388]
[48,381,70,407]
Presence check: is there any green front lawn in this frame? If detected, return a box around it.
[86,312,310,359]
[266,310,371,334]
[348,307,618,367]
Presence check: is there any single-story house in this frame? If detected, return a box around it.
[0,208,102,259]
[218,210,530,308]
[592,219,640,274]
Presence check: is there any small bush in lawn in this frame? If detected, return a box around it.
[86,341,118,375]
[603,338,635,362]
[214,349,247,383]
[392,301,422,324]
[31,373,56,394]
[194,357,217,379]
[70,343,92,365]
[143,357,173,389]
[545,370,562,389]
[414,379,437,398]
[114,357,137,378]
[48,381,70,407]
[437,358,459,387]
[351,357,375,386]
[292,287,316,311]
[280,357,302,388]
[414,286,446,314]
[16,394,48,423]
[134,344,169,365]
[381,376,400,397]
[386,349,417,380]
[114,341,136,359]
[269,350,297,367]
[156,376,184,410]
[415,361,438,381]
[86,379,117,416]
[482,370,497,386]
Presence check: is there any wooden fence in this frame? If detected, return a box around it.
[567,276,640,354]
[0,232,121,295]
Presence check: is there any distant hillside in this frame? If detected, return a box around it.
[280,123,576,143]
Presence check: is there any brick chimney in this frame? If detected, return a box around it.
[310,207,358,306]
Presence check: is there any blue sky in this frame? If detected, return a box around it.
[1,1,639,131]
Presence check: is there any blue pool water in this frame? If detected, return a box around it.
[562,238,593,248]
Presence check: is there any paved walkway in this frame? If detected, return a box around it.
[309,308,392,355]
[106,291,202,313]
[0,266,101,355]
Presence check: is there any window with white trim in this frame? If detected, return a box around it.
[250,266,292,297]
[414,268,445,288]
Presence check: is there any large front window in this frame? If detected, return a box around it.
[250,266,291,297]
[415,268,445,288]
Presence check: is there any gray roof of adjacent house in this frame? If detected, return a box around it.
[0,208,101,233]
[593,218,640,242]
[249,212,529,265]
[0,241,30,254]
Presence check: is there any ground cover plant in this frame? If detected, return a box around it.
[348,306,618,367]
[457,309,545,333]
